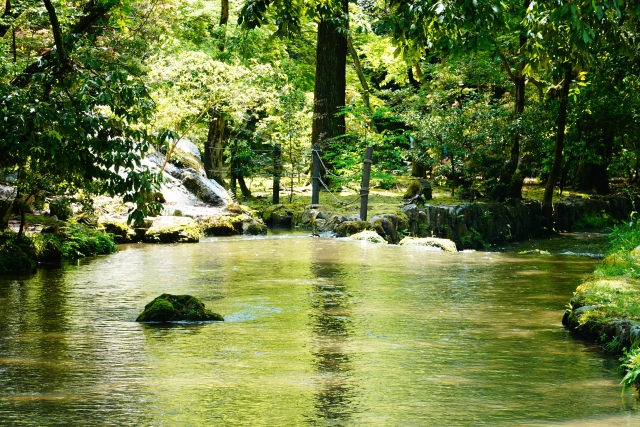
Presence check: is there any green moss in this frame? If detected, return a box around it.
[136,294,223,322]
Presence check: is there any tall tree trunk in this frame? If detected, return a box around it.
[218,0,228,51]
[205,109,226,185]
[311,0,347,181]
[542,69,573,228]
[347,34,370,112]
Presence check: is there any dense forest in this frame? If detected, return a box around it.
[2,0,640,226]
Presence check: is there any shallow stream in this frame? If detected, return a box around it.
[1,233,639,426]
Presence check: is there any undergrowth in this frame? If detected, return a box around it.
[574,210,616,230]
[0,222,116,273]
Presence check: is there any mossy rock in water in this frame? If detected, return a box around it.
[350,230,387,244]
[200,216,236,236]
[334,220,370,237]
[398,236,457,252]
[143,217,201,243]
[136,294,223,322]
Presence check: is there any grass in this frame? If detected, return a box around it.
[564,216,640,391]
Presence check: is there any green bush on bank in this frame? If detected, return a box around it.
[0,230,37,273]
[0,222,116,273]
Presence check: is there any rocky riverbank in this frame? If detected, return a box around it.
[261,192,638,249]
[562,222,640,391]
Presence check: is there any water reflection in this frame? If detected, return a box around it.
[307,245,357,425]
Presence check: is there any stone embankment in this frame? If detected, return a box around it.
[262,194,638,249]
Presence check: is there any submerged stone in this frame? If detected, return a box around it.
[136,294,223,322]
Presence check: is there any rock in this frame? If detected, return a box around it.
[518,249,551,255]
[143,216,201,243]
[200,216,237,236]
[49,197,72,221]
[0,184,16,228]
[136,294,223,322]
[181,170,229,206]
[334,220,370,237]
[350,230,387,244]
[242,217,268,235]
[398,236,457,252]
[174,139,202,161]
[370,214,399,244]
[403,179,432,202]
[263,204,294,227]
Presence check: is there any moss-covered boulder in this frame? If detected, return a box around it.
[398,236,457,252]
[243,217,268,235]
[143,216,201,243]
[136,294,223,322]
[263,204,294,227]
[334,220,371,237]
[350,230,387,244]
[200,216,236,236]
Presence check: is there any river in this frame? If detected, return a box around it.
[1,233,639,426]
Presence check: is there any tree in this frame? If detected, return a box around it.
[239,0,349,177]
[0,0,163,229]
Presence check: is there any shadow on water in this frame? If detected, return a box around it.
[307,244,358,425]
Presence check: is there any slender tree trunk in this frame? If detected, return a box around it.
[12,26,16,62]
[238,176,251,197]
[311,0,348,180]
[218,0,228,51]
[0,0,14,38]
[542,69,573,227]
[347,34,370,112]
[205,109,226,185]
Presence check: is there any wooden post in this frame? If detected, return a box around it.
[360,146,373,221]
[312,144,321,205]
[273,144,281,204]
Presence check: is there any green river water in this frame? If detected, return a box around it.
[1,233,639,426]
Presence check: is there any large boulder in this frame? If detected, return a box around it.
[263,204,294,227]
[398,236,457,252]
[136,294,223,322]
[181,169,229,206]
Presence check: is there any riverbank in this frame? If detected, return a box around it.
[253,189,637,249]
[562,219,640,391]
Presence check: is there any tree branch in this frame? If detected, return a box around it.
[498,50,516,82]
[11,0,113,88]
[42,0,69,68]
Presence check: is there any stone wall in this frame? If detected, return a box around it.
[281,194,638,249]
